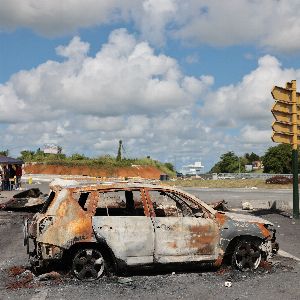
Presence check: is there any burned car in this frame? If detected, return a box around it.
[24,180,278,280]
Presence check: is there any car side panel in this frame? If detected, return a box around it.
[92,216,155,265]
[153,216,219,263]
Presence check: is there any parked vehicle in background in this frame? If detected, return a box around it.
[266,176,292,184]
[24,179,278,280]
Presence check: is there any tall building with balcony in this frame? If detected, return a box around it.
[181,161,204,176]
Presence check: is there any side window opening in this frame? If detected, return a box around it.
[165,192,202,216]
[94,190,145,216]
[149,190,203,217]
[149,190,183,217]
[73,192,91,211]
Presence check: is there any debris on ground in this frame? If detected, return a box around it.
[259,261,272,271]
[224,281,232,287]
[242,202,253,210]
[8,266,26,277]
[217,266,231,275]
[0,188,47,212]
[37,271,61,281]
[117,277,133,284]
[210,200,229,211]
[6,269,35,289]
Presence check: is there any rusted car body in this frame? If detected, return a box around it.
[24,180,278,280]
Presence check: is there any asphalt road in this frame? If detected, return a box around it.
[183,187,292,207]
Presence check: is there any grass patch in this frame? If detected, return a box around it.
[169,178,292,189]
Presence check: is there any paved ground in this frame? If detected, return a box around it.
[183,187,292,206]
[1,183,300,299]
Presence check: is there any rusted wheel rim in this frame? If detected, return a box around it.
[72,249,105,280]
[234,241,261,271]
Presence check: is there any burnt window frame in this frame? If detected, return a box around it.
[146,188,206,218]
[40,191,56,213]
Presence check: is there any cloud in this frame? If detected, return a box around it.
[0,29,215,166]
[240,126,271,144]
[195,54,300,159]
[0,29,212,123]
[2,1,300,52]
[173,0,300,53]
[2,28,300,169]
[0,0,128,36]
[200,55,299,129]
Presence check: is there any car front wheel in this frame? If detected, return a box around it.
[72,248,105,280]
[232,239,262,271]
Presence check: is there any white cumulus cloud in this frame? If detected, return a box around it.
[2,1,300,52]
[0,29,216,167]
[0,29,212,123]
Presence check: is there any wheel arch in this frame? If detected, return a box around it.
[222,234,263,264]
[63,241,118,274]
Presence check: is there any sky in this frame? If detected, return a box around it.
[2,0,300,171]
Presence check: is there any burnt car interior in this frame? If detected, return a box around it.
[149,190,204,217]
[72,188,207,218]
[94,190,145,216]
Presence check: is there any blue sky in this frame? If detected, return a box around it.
[1,0,300,171]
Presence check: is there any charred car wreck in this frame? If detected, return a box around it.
[24,180,278,280]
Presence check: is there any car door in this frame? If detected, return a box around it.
[147,189,220,263]
[92,189,155,266]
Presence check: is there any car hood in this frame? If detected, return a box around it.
[224,212,274,226]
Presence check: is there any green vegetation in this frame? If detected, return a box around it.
[17,149,176,176]
[209,146,299,174]
[0,149,9,156]
[262,144,292,173]
[116,140,122,161]
[171,178,291,189]
[210,151,259,173]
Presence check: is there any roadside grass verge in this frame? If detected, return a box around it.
[169,178,292,189]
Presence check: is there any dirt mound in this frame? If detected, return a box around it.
[24,163,162,179]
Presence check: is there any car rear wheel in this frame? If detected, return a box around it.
[232,239,262,271]
[72,248,105,280]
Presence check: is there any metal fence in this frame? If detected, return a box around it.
[197,173,294,180]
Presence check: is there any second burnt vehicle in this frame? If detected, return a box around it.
[24,180,278,280]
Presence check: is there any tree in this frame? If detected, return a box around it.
[263,144,292,173]
[245,152,260,163]
[57,145,63,154]
[70,153,87,160]
[20,150,35,161]
[0,149,9,156]
[210,151,240,173]
[116,140,122,161]
[164,162,175,172]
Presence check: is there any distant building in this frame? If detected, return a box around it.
[245,164,253,172]
[252,160,263,170]
[43,144,61,154]
[245,161,263,172]
[181,161,204,176]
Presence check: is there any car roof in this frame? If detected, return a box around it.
[49,178,216,214]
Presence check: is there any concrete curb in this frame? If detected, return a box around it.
[241,199,292,211]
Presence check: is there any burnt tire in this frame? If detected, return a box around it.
[231,238,262,271]
[72,248,105,280]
